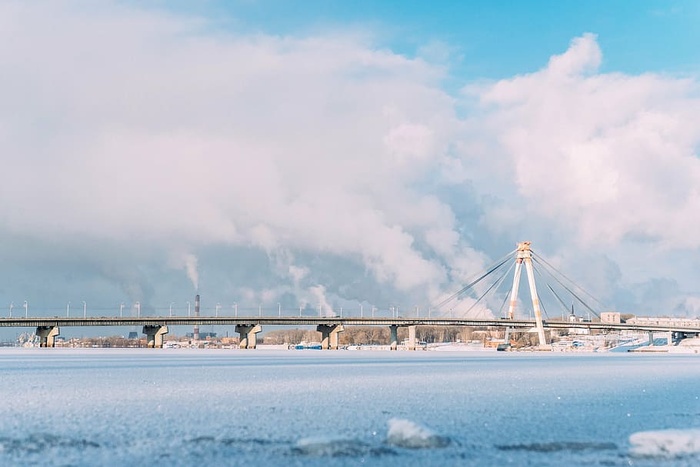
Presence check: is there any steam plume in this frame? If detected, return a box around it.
[184,253,199,291]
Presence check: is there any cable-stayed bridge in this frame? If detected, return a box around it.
[3,242,698,348]
[2,315,699,349]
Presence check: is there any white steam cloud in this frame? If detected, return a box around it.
[183,254,199,292]
[310,285,334,317]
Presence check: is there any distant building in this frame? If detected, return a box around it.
[626,316,700,327]
[568,313,590,335]
[601,312,621,324]
[185,331,217,339]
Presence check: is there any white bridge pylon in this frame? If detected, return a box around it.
[506,241,547,347]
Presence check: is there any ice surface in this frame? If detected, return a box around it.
[629,429,700,459]
[295,436,394,457]
[496,441,617,452]
[1,349,700,465]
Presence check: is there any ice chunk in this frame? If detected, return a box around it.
[385,418,450,449]
[629,429,700,458]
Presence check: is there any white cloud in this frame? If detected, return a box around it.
[453,33,700,318]
[0,1,481,312]
[469,33,700,251]
[2,3,699,321]
[546,33,602,77]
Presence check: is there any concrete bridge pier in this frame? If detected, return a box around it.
[648,331,655,346]
[236,324,262,349]
[36,326,60,347]
[317,324,344,350]
[677,331,700,343]
[671,331,680,345]
[390,325,398,351]
[407,325,417,350]
[143,325,169,348]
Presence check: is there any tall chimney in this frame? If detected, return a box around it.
[194,294,200,341]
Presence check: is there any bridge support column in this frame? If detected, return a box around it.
[143,325,169,348]
[36,326,60,348]
[407,326,417,350]
[235,324,262,349]
[676,332,695,343]
[390,325,398,351]
[648,331,654,346]
[666,331,673,346]
[317,324,344,350]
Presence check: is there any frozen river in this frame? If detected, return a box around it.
[1,348,699,466]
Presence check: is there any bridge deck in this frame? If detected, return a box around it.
[1,316,698,334]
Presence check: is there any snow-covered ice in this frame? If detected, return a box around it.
[629,429,700,459]
[0,348,699,465]
[386,418,450,448]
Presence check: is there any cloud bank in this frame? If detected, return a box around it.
[1,4,699,319]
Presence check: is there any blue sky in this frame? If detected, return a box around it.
[1,1,700,338]
[174,0,700,76]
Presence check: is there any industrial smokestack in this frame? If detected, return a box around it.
[194,294,200,341]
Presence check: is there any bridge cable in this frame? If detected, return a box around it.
[531,255,588,313]
[437,248,516,307]
[528,261,552,320]
[432,249,517,311]
[562,284,601,320]
[545,282,574,319]
[436,257,511,315]
[495,256,521,318]
[498,289,511,318]
[459,259,516,318]
[498,262,515,317]
[540,301,550,320]
[437,255,510,318]
[530,261,570,319]
[529,252,602,310]
[531,251,607,310]
[531,256,601,320]
[484,259,517,318]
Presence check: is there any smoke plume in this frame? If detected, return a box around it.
[184,254,199,291]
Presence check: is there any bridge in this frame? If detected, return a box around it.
[2,315,699,349]
[4,241,698,349]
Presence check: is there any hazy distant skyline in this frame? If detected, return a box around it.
[1,1,699,331]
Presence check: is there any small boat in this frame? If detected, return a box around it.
[294,341,322,350]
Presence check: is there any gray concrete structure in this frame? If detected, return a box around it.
[36,326,60,347]
[390,325,398,350]
[235,324,262,349]
[648,330,676,346]
[143,325,169,348]
[316,324,344,350]
[407,325,417,350]
[4,316,700,350]
[5,316,700,334]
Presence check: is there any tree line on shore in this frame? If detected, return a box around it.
[54,326,490,347]
[261,326,493,346]
[52,326,578,348]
